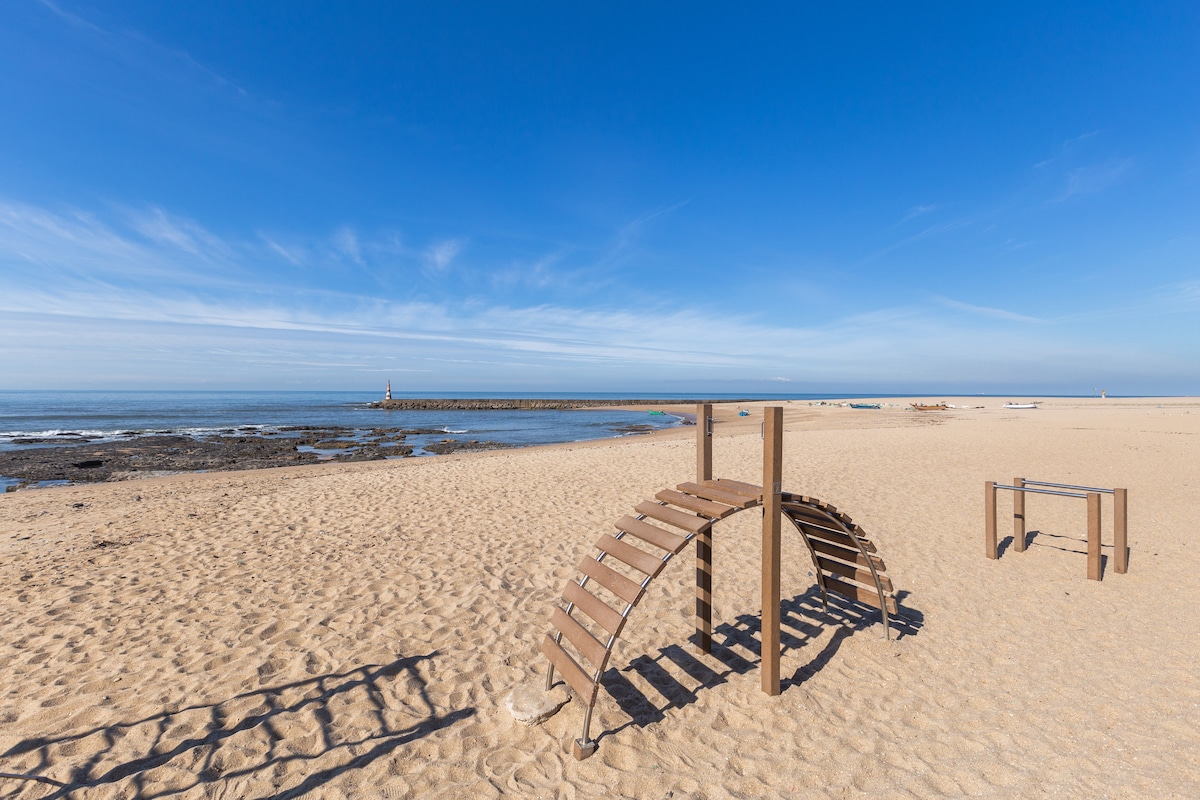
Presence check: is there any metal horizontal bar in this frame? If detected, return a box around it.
[1022,480,1115,494]
[993,484,1087,498]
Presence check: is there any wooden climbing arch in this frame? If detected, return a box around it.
[541,406,899,759]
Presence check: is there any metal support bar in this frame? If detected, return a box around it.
[993,484,1087,498]
[1023,480,1115,494]
[574,705,597,760]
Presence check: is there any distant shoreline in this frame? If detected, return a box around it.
[366,397,756,410]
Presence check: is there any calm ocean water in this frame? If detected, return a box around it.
[0,390,823,453]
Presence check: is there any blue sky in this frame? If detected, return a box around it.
[1,2,1197,394]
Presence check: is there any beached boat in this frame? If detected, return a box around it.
[738,410,750,417]
[849,403,881,409]
[1003,402,1040,409]
[647,410,665,415]
[911,403,949,411]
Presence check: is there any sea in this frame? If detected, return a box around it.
[0,390,1119,489]
[0,390,832,456]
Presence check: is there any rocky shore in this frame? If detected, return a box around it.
[0,426,528,490]
[0,419,670,490]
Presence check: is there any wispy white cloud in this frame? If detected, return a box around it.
[1,196,1193,391]
[900,204,938,223]
[1147,279,1200,312]
[859,219,974,264]
[126,206,231,259]
[1064,130,1103,148]
[424,239,462,271]
[1034,130,1103,170]
[259,233,305,265]
[37,0,251,98]
[332,226,363,264]
[592,201,690,271]
[615,200,689,243]
[934,297,1042,323]
[1057,158,1135,202]
[36,0,105,34]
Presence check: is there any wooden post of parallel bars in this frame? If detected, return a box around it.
[695,404,713,654]
[697,403,712,484]
[1087,492,1102,581]
[1013,477,1026,552]
[761,406,783,696]
[1114,487,1128,574]
[985,481,998,559]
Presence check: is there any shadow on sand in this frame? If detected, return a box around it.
[599,587,923,741]
[998,529,1121,576]
[0,652,473,800]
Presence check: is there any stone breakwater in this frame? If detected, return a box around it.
[368,398,745,410]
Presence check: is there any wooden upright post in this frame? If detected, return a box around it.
[1087,492,1102,581]
[695,404,713,654]
[985,481,998,559]
[1113,487,1128,574]
[1013,477,1026,552]
[761,407,783,696]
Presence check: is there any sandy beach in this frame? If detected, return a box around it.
[1,398,1197,799]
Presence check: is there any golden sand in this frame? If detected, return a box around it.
[1,398,1197,798]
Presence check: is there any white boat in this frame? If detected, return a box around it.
[1003,402,1040,409]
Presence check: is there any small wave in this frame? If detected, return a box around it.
[0,428,115,439]
[441,428,469,434]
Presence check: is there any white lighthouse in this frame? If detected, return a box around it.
[384,380,392,401]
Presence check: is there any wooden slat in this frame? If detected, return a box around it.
[817,555,894,593]
[801,525,877,555]
[596,533,664,576]
[563,581,624,636]
[615,515,688,553]
[781,500,839,521]
[676,481,759,509]
[781,501,844,527]
[784,508,877,553]
[809,538,886,572]
[551,607,609,670]
[655,489,738,520]
[785,506,864,538]
[822,575,898,615]
[710,478,763,496]
[578,556,643,605]
[634,500,711,533]
[542,635,597,703]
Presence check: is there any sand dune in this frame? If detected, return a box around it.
[1,398,1197,798]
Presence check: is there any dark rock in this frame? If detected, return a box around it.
[330,449,388,463]
[611,424,655,434]
[422,440,518,455]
